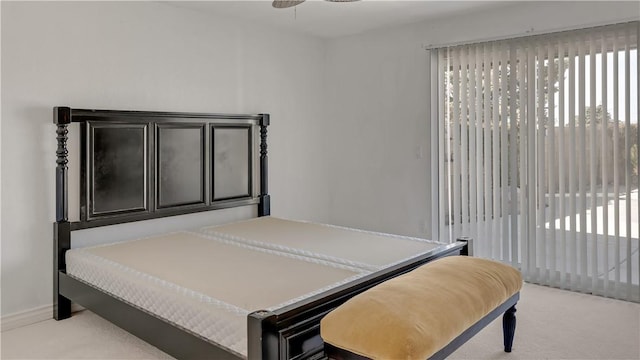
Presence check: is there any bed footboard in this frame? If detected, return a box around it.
[247,240,469,360]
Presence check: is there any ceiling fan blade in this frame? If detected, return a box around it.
[272,0,306,8]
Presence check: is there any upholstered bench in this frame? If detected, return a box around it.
[321,256,523,360]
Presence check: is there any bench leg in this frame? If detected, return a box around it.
[502,304,517,352]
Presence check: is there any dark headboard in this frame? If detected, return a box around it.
[54,107,270,230]
[53,107,270,319]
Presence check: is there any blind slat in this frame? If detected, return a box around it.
[547,42,557,286]
[469,47,478,243]
[518,44,528,275]
[612,33,621,296]
[600,32,610,297]
[624,29,632,299]
[527,45,537,281]
[509,43,519,268]
[460,49,469,237]
[589,35,598,294]
[501,45,510,263]
[491,43,500,260]
[537,43,547,283]
[430,49,440,243]
[452,49,461,241]
[568,39,578,291]
[484,44,493,258]
[636,23,640,303]
[476,47,485,255]
[558,38,567,289]
[438,48,447,243]
[578,38,588,292]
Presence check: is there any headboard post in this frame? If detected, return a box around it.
[54,107,71,222]
[53,222,71,320]
[258,114,270,216]
[53,106,72,320]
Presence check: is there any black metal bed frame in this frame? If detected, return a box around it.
[53,107,471,360]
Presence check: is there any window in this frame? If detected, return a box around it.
[430,21,639,302]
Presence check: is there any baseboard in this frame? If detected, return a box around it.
[1,303,85,332]
[1,304,51,332]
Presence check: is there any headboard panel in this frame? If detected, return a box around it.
[86,121,150,219]
[211,124,253,201]
[156,122,206,209]
[54,107,270,231]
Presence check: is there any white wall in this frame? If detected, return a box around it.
[323,1,639,238]
[0,1,329,316]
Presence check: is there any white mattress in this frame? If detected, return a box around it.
[66,217,446,358]
[201,217,443,271]
[66,231,368,358]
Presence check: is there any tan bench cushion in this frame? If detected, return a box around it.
[320,256,523,360]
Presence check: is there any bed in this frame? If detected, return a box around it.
[53,107,470,360]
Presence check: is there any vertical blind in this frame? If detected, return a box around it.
[432,21,639,302]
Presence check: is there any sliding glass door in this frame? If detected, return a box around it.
[432,21,639,302]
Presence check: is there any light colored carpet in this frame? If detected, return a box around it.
[449,283,639,360]
[1,283,638,359]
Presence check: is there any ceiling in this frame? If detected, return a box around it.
[164,0,507,38]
